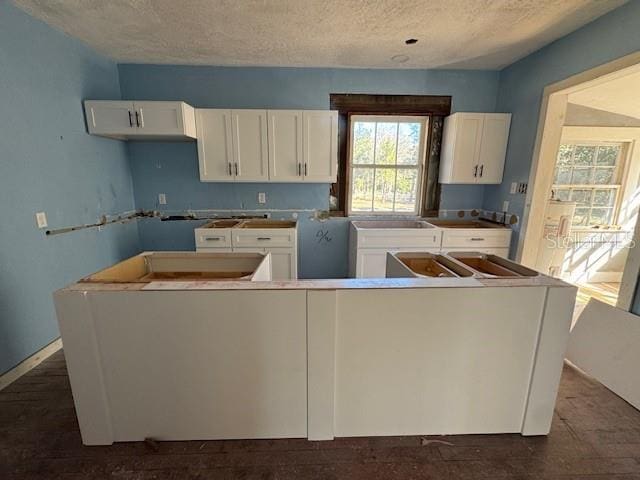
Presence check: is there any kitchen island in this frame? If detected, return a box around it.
[54,251,575,445]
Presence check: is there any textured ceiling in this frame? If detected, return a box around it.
[569,71,640,119]
[13,0,628,69]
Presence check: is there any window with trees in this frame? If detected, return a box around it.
[348,116,427,215]
[552,142,624,227]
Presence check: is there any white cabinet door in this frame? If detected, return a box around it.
[196,109,235,182]
[268,110,303,182]
[269,247,297,280]
[476,114,511,184]
[450,113,484,183]
[357,250,388,278]
[233,247,296,280]
[302,111,338,182]
[84,101,135,136]
[231,110,269,182]
[134,101,185,136]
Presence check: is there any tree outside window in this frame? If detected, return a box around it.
[349,116,427,215]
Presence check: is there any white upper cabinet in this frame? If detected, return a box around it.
[84,101,196,140]
[197,108,338,183]
[231,110,269,182]
[84,101,135,136]
[197,109,268,182]
[196,109,234,182]
[134,101,195,137]
[441,113,484,184]
[302,111,338,182]
[439,112,511,184]
[476,114,511,183]
[268,110,304,182]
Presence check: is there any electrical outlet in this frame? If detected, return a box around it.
[158,193,167,205]
[258,192,266,204]
[518,182,528,194]
[502,201,509,212]
[35,212,48,229]
[510,182,517,194]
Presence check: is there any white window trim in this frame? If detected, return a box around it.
[347,115,428,217]
[552,140,627,230]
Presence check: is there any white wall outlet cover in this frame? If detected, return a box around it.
[510,182,517,194]
[258,192,266,204]
[35,212,48,229]
[502,201,509,212]
[158,193,167,205]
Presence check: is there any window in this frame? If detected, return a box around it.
[552,143,624,227]
[348,115,427,215]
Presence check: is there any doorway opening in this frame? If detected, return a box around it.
[518,53,640,318]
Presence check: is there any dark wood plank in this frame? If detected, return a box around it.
[1,354,640,480]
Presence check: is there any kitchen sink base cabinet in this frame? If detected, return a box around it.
[349,220,511,278]
[55,261,575,445]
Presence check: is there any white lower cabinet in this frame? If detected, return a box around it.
[349,221,512,278]
[195,222,298,280]
[356,248,440,278]
[234,247,296,281]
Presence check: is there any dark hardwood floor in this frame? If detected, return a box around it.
[1,350,640,479]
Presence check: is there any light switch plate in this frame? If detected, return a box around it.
[35,212,48,229]
[510,182,517,194]
[502,201,509,212]
[158,193,167,205]
[258,192,266,204]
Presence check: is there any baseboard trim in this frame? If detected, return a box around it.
[0,338,63,391]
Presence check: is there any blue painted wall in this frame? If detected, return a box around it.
[484,0,640,257]
[0,3,140,375]
[119,65,499,277]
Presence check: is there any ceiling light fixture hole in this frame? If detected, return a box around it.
[391,54,410,63]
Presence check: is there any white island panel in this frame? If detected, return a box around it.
[333,287,546,436]
[65,289,307,443]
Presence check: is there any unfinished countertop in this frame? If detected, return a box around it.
[63,272,570,292]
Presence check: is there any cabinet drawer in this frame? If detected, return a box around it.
[195,247,233,253]
[194,228,232,248]
[441,229,511,248]
[443,247,509,258]
[233,228,296,248]
[357,230,442,249]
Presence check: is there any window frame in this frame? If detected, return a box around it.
[552,141,626,229]
[347,114,428,217]
[329,94,451,217]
